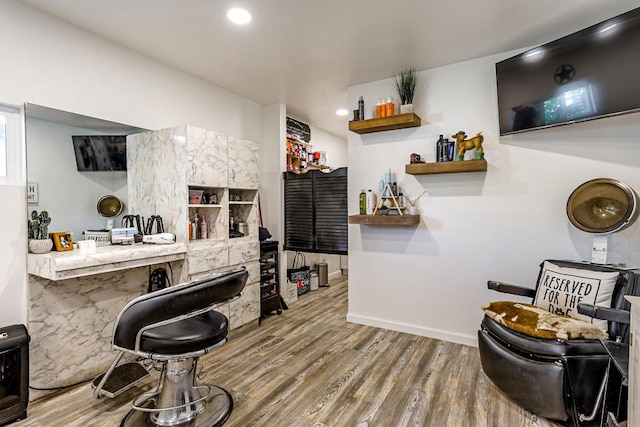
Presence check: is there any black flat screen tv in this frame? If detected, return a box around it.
[72,135,127,171]
[496,7,640,135]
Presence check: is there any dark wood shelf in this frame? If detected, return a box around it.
[349,214,420,226]
[405,159,487,175]
[348,113,421,134]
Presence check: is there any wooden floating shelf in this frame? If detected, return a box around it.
[188,204,222,208]
[348,214,420,226]
[405,159,487,175]
[308,162,329,169]
[287,138,309,146]
[348,113,421,134]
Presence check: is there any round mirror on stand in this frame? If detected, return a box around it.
[566,178,638,264]
[97,195,123,230]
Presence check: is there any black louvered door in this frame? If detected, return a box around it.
[283,172,314,251]
[314,169,347,253]
[283,167,347,255]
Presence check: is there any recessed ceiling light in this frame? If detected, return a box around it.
[227,8,252,25]
[336,109,349,116]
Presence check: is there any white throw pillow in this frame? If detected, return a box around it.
[533,261,619,328]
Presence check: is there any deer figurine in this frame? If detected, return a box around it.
[452,131,484,160]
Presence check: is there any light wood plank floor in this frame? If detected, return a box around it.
[16,276,560,426]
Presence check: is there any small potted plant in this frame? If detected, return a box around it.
[28,210,53,253]
[393,67,418,114]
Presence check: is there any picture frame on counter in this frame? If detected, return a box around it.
[50,232,74,252]
[27,181,38,204]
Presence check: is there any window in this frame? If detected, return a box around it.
[0,103,24,185]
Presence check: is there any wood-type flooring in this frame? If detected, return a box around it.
[15,276,560,426]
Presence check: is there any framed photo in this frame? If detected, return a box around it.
[50,232,74,252]
[27,181,38,204]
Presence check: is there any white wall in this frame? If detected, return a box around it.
[347,52,640,346]
[0,185,28,326]
[307,123,348,169]
[260,103,287,289]
[0,0,264,325]
[261,103,287,241]
[0,1,263,141]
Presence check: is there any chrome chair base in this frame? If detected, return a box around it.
[121,358,233,427]
[121,385,232,427]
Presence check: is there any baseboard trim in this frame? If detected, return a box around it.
[346,313,478,347]
[328,271,343,281]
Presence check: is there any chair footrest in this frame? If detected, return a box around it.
[92,362,150,398]
[606,411,627,426]
[122,385,233,427]
[133,385,212,413]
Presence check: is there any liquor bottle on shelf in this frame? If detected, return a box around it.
[359,189,366,215]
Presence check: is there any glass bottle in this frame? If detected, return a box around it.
[359,189,366,215]
[437,134,445,162]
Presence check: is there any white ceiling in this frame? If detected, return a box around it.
[19,0,640,139]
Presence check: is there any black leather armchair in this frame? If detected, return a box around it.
[94,267,248,427]
[478,260,640,427]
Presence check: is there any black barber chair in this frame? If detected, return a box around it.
[94,267,248,427]
[478,260,640,427]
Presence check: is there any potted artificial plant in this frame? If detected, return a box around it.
[28,210,53,253]
[393,67,418,114]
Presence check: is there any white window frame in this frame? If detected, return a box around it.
[0,102,25,186]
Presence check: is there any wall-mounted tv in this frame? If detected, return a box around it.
[496,7,640,135]
[72,135,127,171]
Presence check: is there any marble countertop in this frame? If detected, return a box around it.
[626,296,640,307]
[28,243,187,281]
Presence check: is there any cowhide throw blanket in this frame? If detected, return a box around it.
[482,301,607,341]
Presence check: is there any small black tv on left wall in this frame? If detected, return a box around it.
[496,7,640,135]
[72,135,127,171]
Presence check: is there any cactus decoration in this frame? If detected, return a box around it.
[28,210,52,240]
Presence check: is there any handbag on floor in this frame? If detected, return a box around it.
[287,252,311,295]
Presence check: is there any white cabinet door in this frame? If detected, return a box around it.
[228,137,259,189]
[186,127,228,187]
[228,240,259,265]
[229,261,260,328]
[187,244,229,275]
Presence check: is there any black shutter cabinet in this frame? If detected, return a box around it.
[283,167,347,255]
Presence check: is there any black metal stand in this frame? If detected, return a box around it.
[602,341,629,426]
[259,241,281,324]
